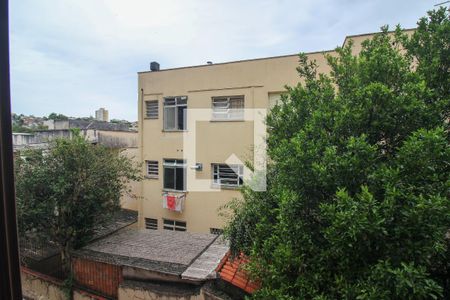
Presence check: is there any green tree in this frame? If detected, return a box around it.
[47,112,69,121]
[15,131,141,273]
[225,8,449,299]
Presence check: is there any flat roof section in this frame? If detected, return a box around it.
[74,228,219,275]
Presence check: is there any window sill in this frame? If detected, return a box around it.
[162,129,188,132]
[210,119,245,122]
[144,117,158,120]
[162,189,187,193]
[144,175,158,179]
[211,184,242,190]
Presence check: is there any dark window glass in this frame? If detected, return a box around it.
[175,167,184,190]
[164,167,175,189]
[178,105,187,130]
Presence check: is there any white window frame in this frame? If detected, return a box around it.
[163,159,186,191]
[163,96,187,131]
[212,163,244,188]
[146,160,158,178]
[212,96,244,121]
[163,219,186,231]
[145,100,159,119]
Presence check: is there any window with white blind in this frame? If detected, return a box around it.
[145,218,158,230]
[145,100,159,119]
[146,160,158,178]
[212,96,244,120]
[163,219,186,231]
[212,163,244,187]
[163,159,186,191]
[164,96,187,130]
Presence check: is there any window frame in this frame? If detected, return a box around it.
[163,159,186,191]
[163,219,186,231]
[163,96,187,131]
[145,160,159,178]
[145,218,158,230]
[211,95,244,121]
[212,163,244,188]
[145,100,159,119]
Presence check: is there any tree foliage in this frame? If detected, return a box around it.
[15,131,141,272]
[47,112,69,121]
[225,8,450,299]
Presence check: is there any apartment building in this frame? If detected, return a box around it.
[95,107,109,122]
[137,30,413,234]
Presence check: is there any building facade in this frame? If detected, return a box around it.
[137,30,412,234]
[96,107,109,122]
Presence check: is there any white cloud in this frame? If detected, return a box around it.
[10,0,435,120]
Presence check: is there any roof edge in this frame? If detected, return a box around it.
[138,28,416,75]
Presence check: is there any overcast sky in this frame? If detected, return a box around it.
[10,0,441,121]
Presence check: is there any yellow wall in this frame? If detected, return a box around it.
[120,147,141,211]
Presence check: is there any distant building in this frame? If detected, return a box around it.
[95,107,109,122]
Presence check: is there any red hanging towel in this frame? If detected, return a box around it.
[167,195,176,210]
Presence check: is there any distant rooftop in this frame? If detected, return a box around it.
[53,119,130,131]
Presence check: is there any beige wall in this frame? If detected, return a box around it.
[118,284,227,300]
[21,270,66,300]
[120,147,140,211]
[138,51,332,233]
[21,269,107,300]
[137,30,410,233]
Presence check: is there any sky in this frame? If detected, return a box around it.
[10,0,442,121]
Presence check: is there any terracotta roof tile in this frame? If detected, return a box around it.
[217,252,261,294]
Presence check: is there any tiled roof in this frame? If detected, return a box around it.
[217,252,260,294]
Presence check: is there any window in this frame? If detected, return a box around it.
[145,218,158,230]
[163,219,186,231]
[145,100,159,119]
[212,164,244,187]
[146,160,158,178]
[212,96,244,120]
[163,159,186,191]
[164,96,187,130]
[210,228,223,235]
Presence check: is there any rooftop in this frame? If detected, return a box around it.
[74,229,225,276]
[218,252,260,294]
[20,209,138,262]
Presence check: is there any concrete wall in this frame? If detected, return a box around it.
[13,133,38,146]
[98,130,138,148]
[118,282,231,300]
[21,268,108,300]
[119,287,201,300]
[13,129,137,153]
[21,268,66,300]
